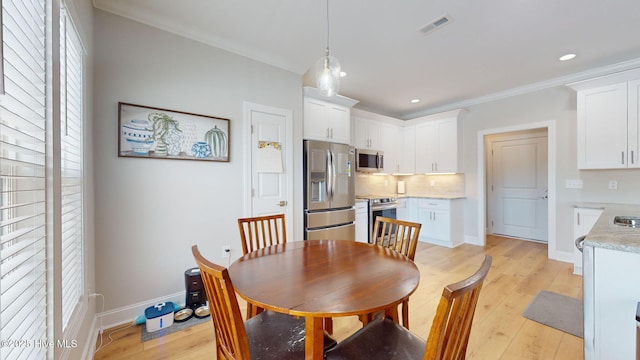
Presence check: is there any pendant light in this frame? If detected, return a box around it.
[315,0,341,97]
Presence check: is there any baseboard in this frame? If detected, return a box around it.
[95,291,185,333]
[551,249,574,265]
[573,265,583,276]
[464,235,482,246]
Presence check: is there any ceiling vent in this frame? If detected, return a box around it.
[418,14,452,36]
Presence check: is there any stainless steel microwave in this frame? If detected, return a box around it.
[356,149,384,172]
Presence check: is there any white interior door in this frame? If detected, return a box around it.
[489,133,548,242]
[244,103,293,224]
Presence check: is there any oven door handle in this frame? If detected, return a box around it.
[371,204,398,211]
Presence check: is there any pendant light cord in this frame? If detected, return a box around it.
[325,0,330,54]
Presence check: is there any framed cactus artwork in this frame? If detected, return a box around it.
[118,102,230,162]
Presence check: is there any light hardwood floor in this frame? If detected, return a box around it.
[93,235,583,359]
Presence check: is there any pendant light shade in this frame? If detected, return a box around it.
[315,0,340,96]
[315,50,341,97]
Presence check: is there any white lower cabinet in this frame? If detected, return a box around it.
[583,246,640,359]
[572,207,602,275]
[396,198,417,223]
[355,201,369,243]
[401,198,463,248]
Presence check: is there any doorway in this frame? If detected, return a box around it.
[242,102,293,237]
[487,129,548,242]
[476,121,557,259]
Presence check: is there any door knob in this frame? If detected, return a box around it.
[278,200,287,207]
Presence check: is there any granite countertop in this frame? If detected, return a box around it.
[582,203,640,253]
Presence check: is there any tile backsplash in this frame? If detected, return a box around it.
[355,173,465,197]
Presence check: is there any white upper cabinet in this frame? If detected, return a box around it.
[353,117,381,149]
[303,87,358,145]
[569,69,640,169]
[413,114,461,174]
[351,108,463,174]
[379,122,401,173]
[399,125,416,173]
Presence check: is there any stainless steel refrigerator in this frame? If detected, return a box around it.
[304,140,356,240]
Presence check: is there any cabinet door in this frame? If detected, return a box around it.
[628,79,640,168]
[327,104,350,144]
[367,121,381,150]
[592,248,640,359]
[304,98,329,141]
[415,122,436,173]
[355,201,369,243]
[353,117,370,148]
[435,119,459,173]
[399,125,416,173]
[379,123,400,173]
[577,83,628,169]
[398,198,417,223]
[573,207,603,274]
[430,208,450,242]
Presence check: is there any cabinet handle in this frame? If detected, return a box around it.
[577,212,580,226]
[327,128,330,138]
[632,150,635,164]
[622,151,625,165]
[330,128,333,138]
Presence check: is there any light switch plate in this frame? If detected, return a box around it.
[565,179,583,189]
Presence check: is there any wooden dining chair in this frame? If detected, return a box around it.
[326,255,492,360]
[237,213,287,254]
[237,214,286,318]
[367,216,422,329]
[191,245,337,359]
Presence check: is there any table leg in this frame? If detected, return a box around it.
[305,316,324,360]
[384,304,399,323]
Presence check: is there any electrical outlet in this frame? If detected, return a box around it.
[221,245,231,258]
[608,180,618,190]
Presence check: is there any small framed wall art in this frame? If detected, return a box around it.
[118,102,230,162]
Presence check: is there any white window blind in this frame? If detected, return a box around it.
[0,0,48,359]
[59,3,83,332]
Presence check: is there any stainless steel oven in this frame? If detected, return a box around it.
[368,197,398,243]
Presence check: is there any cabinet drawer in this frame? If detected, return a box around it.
[417,199,450,210]
[355,201,368,213]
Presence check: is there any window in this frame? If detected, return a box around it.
[0,0,49,359]
[1,0,86,357]
[60,3,84,332]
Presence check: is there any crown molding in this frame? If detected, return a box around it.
[403,58,640,120]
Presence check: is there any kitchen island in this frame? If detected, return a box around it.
[580,203,640,360]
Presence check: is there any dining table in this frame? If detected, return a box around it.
[227,239,421,360]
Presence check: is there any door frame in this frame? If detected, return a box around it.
[242,101,294,237]
[477,120,557,260]
[487,129,548,242]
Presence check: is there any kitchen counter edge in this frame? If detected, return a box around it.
[582,203,640,253]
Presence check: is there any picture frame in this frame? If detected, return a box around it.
[118,102,230,162]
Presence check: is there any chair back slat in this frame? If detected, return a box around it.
[424,255,492,360]
[238,214,286,254]
[192,245,251,359]
[372,216,421,260]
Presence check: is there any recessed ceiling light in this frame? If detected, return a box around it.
[339,71,347,77]
[559,53,576,61]
[410,99,420,103]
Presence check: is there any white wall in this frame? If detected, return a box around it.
[460,86,581,255]
[462,85,640,257]
[93,10,304,322]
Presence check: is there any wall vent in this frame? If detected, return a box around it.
[418,14,452,36]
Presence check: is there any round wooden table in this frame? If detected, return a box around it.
[228,239,420,359]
